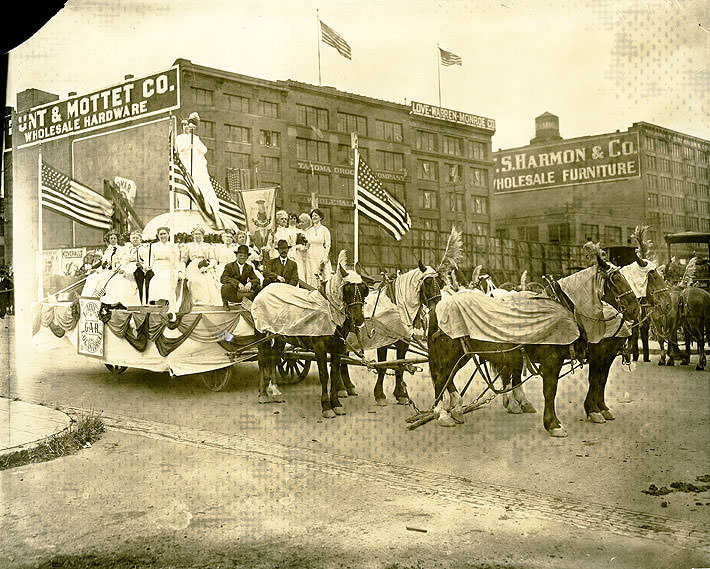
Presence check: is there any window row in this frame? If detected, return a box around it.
[197,121,281,148]
[418,160,488,186]
[644,135,710,163]
[415,131,488,159]
[193,88,281,118]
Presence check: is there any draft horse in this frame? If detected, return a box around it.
[427,252,640,437]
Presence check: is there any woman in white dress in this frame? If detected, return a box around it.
[273,210,294,260]
[181,226,222,306]
[82,231,123,297]
[214,229,238,281]
[102,230,143,307]
[145,226,181,309]
[304,208,332,288]
[294,213,311,283]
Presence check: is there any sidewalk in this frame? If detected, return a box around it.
[0,397,72,457]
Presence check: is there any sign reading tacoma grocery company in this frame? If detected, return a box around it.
[14,66,180,148]
[493,132,640,192]
[410,101,495,132]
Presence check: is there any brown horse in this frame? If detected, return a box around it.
[427,253,640,437]
[646,269,685,366]
[679,286,710,370]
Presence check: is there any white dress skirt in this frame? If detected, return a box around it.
[81,245,123,297]
[182,242,222,306]
[146,241,181,308]
[304,224,332,288]
[101,245,143,307]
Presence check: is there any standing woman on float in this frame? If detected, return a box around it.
[102,230,144,307]
[214,229,238,281]
[82,230,123,297]
[181,226,221,306]
[304,208,331,288]
[146,226,181,309]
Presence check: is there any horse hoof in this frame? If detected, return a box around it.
[520,402,537,414]
[587,412,606,424]
[657,360,664,366]
[322,409,336,419]
[600,409,615,420]
[258,395,270,404]
[437,414,457,427]
[666,360,674,366]
[681,361,689,366]
[396,397,409,406]
[337,390,348,398]
[450,408,464,424]
[696,365,704,371]
[375,398,388,406]
[548,427,568,438]
[269,395,285,403]
[332,406,346,416]
[347,388,358,397]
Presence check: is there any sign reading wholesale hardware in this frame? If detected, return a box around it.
[410,101,495,132]
[14,67,180,148]
[493,132,640,192]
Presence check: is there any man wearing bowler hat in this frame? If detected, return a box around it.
[221,244,261,307]
[263,239,299,287]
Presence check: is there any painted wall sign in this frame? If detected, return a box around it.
[15,66,180,148]
[493,132,641,192]
[410,101,496,132]
[294,161,406,182]
[78,297,104,358]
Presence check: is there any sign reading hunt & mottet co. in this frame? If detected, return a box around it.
[14,66,180,149]
[493,132,641,192]
[409,101,496,133]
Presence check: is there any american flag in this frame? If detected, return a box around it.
[41,161,113,230]
[169,147,218,225]
[356,156,411,241]
[320,20,352,60]
[439,47,462,67]
[210,175,247,229]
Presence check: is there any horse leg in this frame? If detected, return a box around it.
[340,362,358,396]
[374,346,388,405]
[539,352,566,437]
[666,333,676,366]
[256,335,274,404]
[501,365,523,414]
[315,340,335,419]
[512,361,536,414]
[429,335,462,427]
[330,348,346,416]
[392,341,410,405]
[267,337,286,403]
[630,325,640,361]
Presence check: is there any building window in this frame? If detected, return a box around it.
[685,164,696,178]
[192,87,213,106]
[688,217,699,230]
[605,226,622,245]
[259,130,280,147]
[259,100,280,118]
[471,196,488,214]
[466,140,487,160]
[548,223,570,243]
[645,136,656,151]
[683,145,694,160]
[472,223,488,236]
[297,171,330,195]
[469,167,488,187]
[421,219,438,250]
[375,150,404,171]
[337,176,354,199]
[296,138,329,162]
[648,193,658,207]
[518,226,539,242]
[648,212,660,226]
[297,104,328,129]
[700,201,710,215]
[205,147,214,164]
[336,112,367,135]
[660,177,672,191]
[675,214,685,228]
[647,174,658,189]
[446,163,463,183]
[701,184,710,198]
[582,224,599,242]
[375,119,403,142]
[418,159,438,181]
[226,151,250,169]
[645,156,656,170]
[657,139,669,154]
[226,124,250,143]
[337,144,367,165]
[673,162,683,177]
[261,156,281,172]
[673,179,683,194]
[416,130,437,152]
[198,120,215,139]
[448,193,464,212]
[442,135,464,157]
[387,181,405,202]
[226,94,249,113]
[661,195,673,209]
[686,199,698,212]
[419,190,438,209]
[672,143,682,158]
[659,158,671,172]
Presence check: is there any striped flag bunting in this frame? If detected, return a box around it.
[40,161,113,230]
[439,47,462,66]
[210,175,247,229]
[169,147,219,225]
[320,20,352,60]
[356,156,411,241]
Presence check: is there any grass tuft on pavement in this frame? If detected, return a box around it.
[0,412,105,471]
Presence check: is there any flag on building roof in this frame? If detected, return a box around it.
[41,161,113,230]
[439,47,462,66]
[320,20,352,60]
[210,175,247,228]
[169,147,221,226]
[356,156,411,241]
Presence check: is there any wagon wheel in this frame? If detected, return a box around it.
[526,281,546,294]
[104,364,128,374]
[278,354,311,384]
[201,366,232,391]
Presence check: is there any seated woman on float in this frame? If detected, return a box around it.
[81,230,124,298]
[100,230,144,308]
[181,226,222,306]
[145,226,182,309]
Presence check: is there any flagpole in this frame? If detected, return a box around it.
[37,150,44,300]
[169,114,175,244]
[316,9,322,85]
[353,134,359,265]
[437,44,442,108]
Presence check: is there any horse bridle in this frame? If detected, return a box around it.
[420,275,442,305]
[603,267,637,317]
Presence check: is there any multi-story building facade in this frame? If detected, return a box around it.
[12,58,496,278]
[1,107,12,269]
[492,113,710,266]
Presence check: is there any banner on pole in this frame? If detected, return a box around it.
[238,188,277,248]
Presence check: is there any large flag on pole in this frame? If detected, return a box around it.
[40,161,113,230]
[356,156,411,241]
[439,47,462,66]
[210,175,247,229]
[320,20,352,59]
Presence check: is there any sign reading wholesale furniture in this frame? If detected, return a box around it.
[493,132,640,192]
[410,101,496,132]
[14,66,180,148]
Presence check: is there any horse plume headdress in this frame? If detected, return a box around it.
[437,227,464,275]
[631,225,653,260]
[679,257,697,288]
[582,242,603,267]
[468,264,482,288]
[520,270,528,291]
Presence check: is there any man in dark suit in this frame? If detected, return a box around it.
[221,244,261,307]
[263,239,299,287]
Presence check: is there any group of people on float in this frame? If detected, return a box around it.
[83,208,333,311]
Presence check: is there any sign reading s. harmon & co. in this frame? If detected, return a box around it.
[14,66,180,148]
[493,132,640,192]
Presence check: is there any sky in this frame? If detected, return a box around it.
[5,0,710,150]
